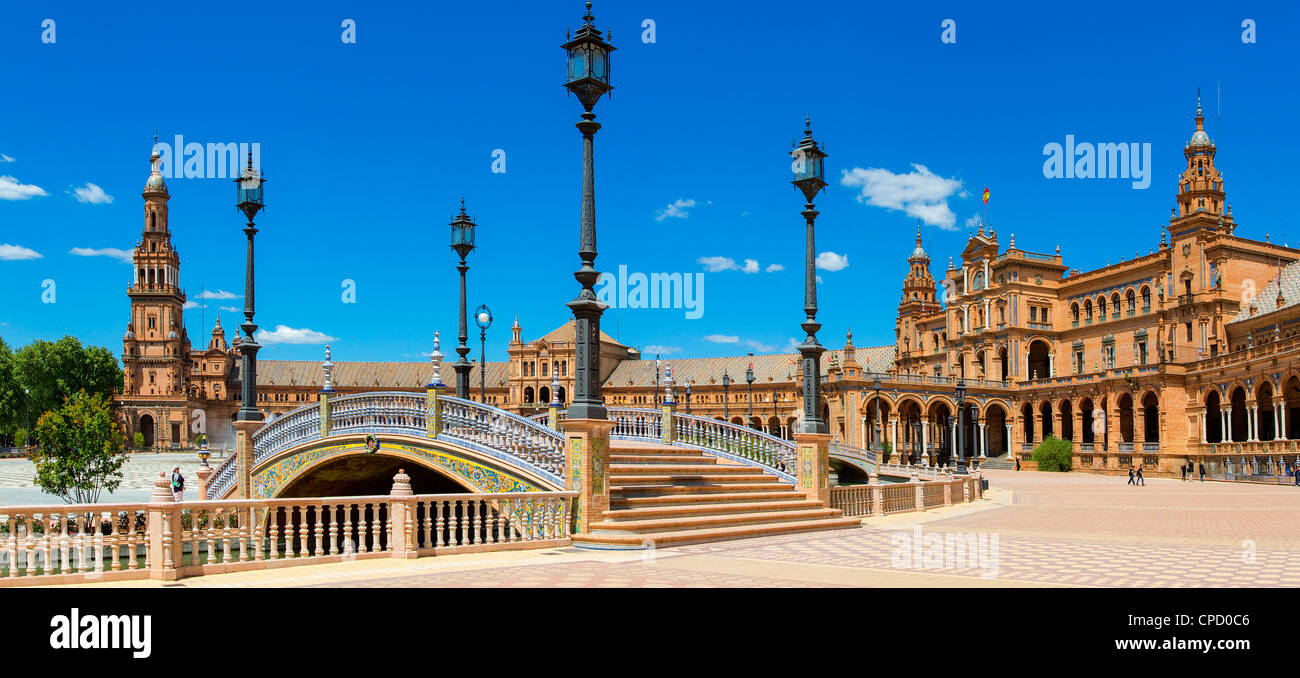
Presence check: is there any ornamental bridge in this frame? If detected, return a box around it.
[204,390,958,549]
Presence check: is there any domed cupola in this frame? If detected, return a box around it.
[143,134,169,197]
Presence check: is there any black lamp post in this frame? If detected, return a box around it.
[722,370,731,419]
[745,362,756,419]
[562,0,615,421]
[946,414,955,465]
[234,150,265,423]
[474,304,493,403]
[653,357,661,407]
[955,379,967,464]
[23,387,29,447]
[450,200,476,399]
[684,383,692,414]
[792,117,828,435]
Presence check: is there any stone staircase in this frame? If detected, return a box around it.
[979,455,1016,470]
[571,441,860,550]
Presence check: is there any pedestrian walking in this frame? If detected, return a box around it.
[1128,467,1136,485]
[1198,462,1205,482]
[1136,466,1145,486]
[170,466,185,502]
[1181,464,1187,481]
[1293,465,1299,487]
[1015,457,1021,472]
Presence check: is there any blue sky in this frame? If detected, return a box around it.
[2,0,1298,366]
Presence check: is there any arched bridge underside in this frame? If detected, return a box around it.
[223,433,563,500]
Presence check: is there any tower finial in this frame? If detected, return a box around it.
[916,220,922,246]
[583,0,593,23]
[804,115,812,136]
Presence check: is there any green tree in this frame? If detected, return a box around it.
[0,336,122,437]
[1031,436,1073,472]
[133,431,145,449]
[13,428,27,448]
[30,391,128,504]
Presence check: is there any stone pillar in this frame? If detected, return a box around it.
[979,420,988,457]
[427,384,446,437]
[195,465,213,501]
[911,470,924,511]
[232,419,261,499]
[564,418,615,534]
[388,469,419,559]
[1279,400,1289,440]
[891,417,899,461]
[319,388,334,438]
[1005,422,1013,458]
[920,416,930,465]
[147,472,179,581]
[1224,408,1232,442]
[869,472,883,516]
[662,399,676,443]
[1200,408,1207,442]
[1250,405,1259,442]
[794,431,831,503]
[1135,407,1146,445]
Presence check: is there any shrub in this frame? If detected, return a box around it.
[14,428,27,448]
[133,432,145,449]
[1031,436,1073,472]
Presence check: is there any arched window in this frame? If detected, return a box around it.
[1084,299,1093,320]
[1097,296,1107,317]
[150,212,156,231]
[1126,289,1136,312]
[1141,286,1151,310]
[1071,303,1080,322]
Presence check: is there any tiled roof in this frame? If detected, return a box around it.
[601,345,895,387]
[537,320,627,348]
[258,360,510,389]
[1231,261,1300,322]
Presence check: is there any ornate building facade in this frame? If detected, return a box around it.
[117,102,1300,476]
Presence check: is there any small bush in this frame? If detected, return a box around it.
[1031,436,1073,472]
[14,428,27,448]
[133,432,145,449]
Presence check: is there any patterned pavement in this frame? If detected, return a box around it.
[44,469,1300,588]
[0,452,221,504]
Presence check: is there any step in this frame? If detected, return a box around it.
[571,516,861,550]
[609,464,757,475]
[601,499,827,521]
[611,482,795,495]
[609,443,700,453]
[611,490,811,508]
[609,454,714,465]
[589,507,846,534]
[609,473,779,486]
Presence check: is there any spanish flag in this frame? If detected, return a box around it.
[982,187,990,204]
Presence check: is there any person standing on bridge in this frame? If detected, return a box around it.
[171,466,185,502]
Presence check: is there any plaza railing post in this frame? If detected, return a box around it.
[563,418,615,534]
[195,465,212,501]
[794,432,831,504]
[943,474,952,506]
[232,420,260,499]
[388,470,418,559]
[426,384,445,439]
[147,472,179,581]
[320,391,333,438]
[662,400,676,444]
[911,469,923,512]
[869,471,883,516]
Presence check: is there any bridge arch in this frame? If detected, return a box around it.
[242,433,559,500]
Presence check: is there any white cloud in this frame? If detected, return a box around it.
[743,339,775,352]
[0,176,48,201]
[816,275,824,284]
[71,182,114,204]
[697,256,738,272]
[765,264,785,273]
[200,289,240,300]
[816,251,849,271]
[644,345,682,355]
[840,163,966,230]
[183,301,206,310]
[655,198,697,222]
[742,259,759,274]
[705,334,739,344]
[0,154,13,163]
[964,214,982,229]
[257,325,338,345]
[70,247,132,263]
[220,305,240,313]
[0,244,42,261]
[785,337,801,352]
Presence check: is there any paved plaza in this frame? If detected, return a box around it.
[0,452,221,505]
[40,470,1300,588]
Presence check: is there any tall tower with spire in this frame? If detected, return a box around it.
[121,138,191,447]
[1171,90,1234,237]
[898,223,938,315]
